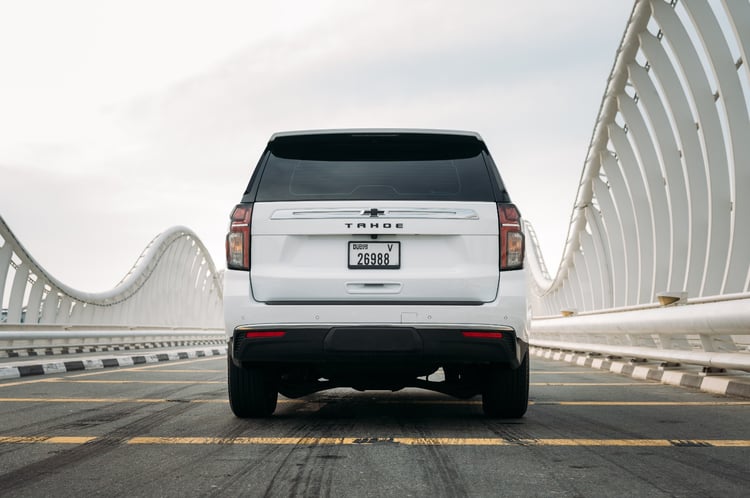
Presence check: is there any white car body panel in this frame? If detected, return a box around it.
[249,201,501,303]
[224,266,528,343]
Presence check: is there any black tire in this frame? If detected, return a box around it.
[227,356,279,418]
[481,353,529,418]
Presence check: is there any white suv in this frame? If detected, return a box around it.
[224,130,528,418]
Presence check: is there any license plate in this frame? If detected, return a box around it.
[348,241,400,269]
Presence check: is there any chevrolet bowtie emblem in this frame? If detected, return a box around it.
[363,208,385,217]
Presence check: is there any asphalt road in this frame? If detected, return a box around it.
[1,354,749,497]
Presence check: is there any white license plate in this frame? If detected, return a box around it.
[348,241,400,269]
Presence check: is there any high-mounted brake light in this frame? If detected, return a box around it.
[498,203,525,271]
[226,204,252,271]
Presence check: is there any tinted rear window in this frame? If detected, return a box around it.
[253,133,498,202]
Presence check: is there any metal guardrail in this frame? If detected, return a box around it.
[530,293,750,372]
[526,0,750,371]
[1,214,223,329]
[1,214,224,351]
[0,325,225,352]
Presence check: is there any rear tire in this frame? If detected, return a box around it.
[482,353,529,418]
[228,356,279,418]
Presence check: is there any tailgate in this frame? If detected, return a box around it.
[249,201,499,303]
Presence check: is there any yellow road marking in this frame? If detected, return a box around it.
[126,369,223,374]
[531,371,610,374]
[551,400,750,406]
[118,437,750,447]
[0,377,64,388]
[531,382,660,386]
[0,436,97,444]
[0,397,300,404]
[1,396,748,407]
[3,378,655,388]
[0,397,167,403]
[0,436,735,447]
[4,380,667,389]
[45,380,223,385]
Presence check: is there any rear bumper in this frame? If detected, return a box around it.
[223,267,529,342]
[230,326,527,368]
[224,266,528,369]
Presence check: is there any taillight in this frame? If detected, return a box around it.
[498,203,524,271]
[226,204,252,271]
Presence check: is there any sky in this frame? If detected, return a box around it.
[0,0,635,293]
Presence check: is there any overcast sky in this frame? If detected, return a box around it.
[0,0,635,293]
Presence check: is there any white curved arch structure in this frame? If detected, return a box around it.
[1,215,223,348]
[528,0,750,370]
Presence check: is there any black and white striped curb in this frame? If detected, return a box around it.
[531,346,750,399]
[0,340,225,359]
[0,346,227,380]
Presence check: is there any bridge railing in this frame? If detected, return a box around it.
[530,291,750,372]
[1,215,224,352]
[527,0,750,372]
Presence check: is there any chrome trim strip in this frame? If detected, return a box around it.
[271,208,479,220]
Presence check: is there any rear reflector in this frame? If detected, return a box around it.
[462,331,504,339]
[245,331,286,339]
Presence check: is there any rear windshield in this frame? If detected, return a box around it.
[252,133,499,202]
